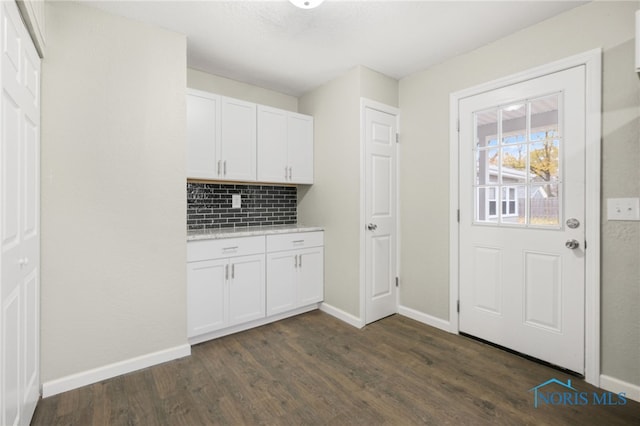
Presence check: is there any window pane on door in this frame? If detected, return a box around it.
[530,184,560,226]
[472,93,563,228]
[502,103,526,144]
[476,187,499,223]
[530,95,559,141]
[529,140,560,183]
[475,108,498,148]
[501,145,527,183]
[475,149,499,184]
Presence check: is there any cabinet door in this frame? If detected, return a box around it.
[257,106,288,183]
[297,247,324,306]
[228,254,265,325]
[187,259,227,337]
[288,113,314,184]
[220,97,256,181]
[187,91,219,179]
[266,251,297,316]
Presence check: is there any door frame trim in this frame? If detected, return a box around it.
[359,98,400,325]
[448,49,602,386]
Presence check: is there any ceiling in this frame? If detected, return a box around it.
[82,0,587,97]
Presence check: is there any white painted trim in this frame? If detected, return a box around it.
[398,305,450,332]
[359,98,400,325]
[189,304,320,345]
[582,51,602,387]
[449,90,461,335]
[320,302,365,329]
[600,375,640,403]
[42,344,191,397]
[449,49,602,385]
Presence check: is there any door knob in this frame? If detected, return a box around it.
[565,239,580,249]
[367,223,377,231]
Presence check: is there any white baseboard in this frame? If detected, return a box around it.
[320,302,365,328]
[600,374,640,402]
[42,344,191,398]
[398,305,451,333]
[189,304,320,345]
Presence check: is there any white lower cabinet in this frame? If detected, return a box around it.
[187,231,324,343]
[187,254,265,338]
[187,237,265,338]
[266,232,324,316]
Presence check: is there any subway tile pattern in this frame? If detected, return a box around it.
[187,182,297,230]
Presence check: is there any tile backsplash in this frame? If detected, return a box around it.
[187,182,297,230]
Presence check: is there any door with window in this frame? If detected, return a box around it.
[458,65,585,373]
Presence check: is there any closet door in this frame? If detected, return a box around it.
[1,1,41,425]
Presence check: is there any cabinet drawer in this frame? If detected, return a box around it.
[188,236,265,262]
[267,231,324,253]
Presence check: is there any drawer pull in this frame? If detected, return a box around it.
[223,246,239,251]
[292,240,304,244]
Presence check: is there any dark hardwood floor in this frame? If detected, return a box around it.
[32,311,640,425]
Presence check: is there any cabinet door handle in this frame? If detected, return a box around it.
[225,264,229,280]
[288,166,292,180]
[224,160,227,176]
[231,263,235,279]
[299,254,302,268]
[217,160,221,176]
[285,166,289,180]
[294,254,298,268]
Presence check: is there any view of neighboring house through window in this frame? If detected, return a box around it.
[474,94,561,227]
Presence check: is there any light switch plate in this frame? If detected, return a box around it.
[232,194,241,209]
[607,198,640,221]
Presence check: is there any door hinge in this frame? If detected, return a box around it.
[395,133,399,143]
[457,300,460,313]
[395,277,399,287]
[584,240,587,249]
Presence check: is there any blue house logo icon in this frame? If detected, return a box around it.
[529,378,578,408]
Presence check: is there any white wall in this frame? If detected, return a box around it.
[298,66,398,320]
[399,0,640,386]
[41,1,187,382]
[188,68,298,112]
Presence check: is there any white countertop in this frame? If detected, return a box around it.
[187,225,324,241]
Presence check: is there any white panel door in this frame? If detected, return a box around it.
[220,97,256,181]
[364,107,397,324]
[1,1,41,424]
[288,113,314,184]
[459,66,585,373]
[228,254,265,325]
[186,90,219,179]
[257,105,288,183]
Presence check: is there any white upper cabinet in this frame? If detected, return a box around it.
[257,106,288,183]
[186,91,256,181]
[220,97,257,181]
[187,90,312,184]
[258,106,314,184]
[187,89,220,180]
[287,112,314,184]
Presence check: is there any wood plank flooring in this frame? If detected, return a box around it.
[31,311,640,425]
